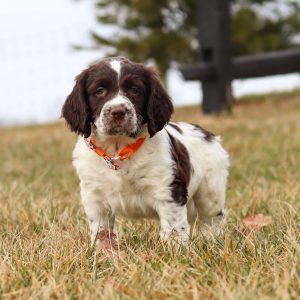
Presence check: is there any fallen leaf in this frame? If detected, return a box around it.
[94,230,128,261]
[239,214,273,232]
[223,250,230,262]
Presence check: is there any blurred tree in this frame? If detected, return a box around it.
[89,0,300,79]
[231,1,300,56]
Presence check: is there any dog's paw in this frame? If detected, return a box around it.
[160,228,189,247]
[198,209,227,240]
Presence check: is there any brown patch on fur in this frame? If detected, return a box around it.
[62,69,92,138]
[169,122,183,134]
[146,68,174,137]
[191,123,215,142]
[167,131,191,206]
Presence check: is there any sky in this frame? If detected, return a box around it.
[0,0,299,126]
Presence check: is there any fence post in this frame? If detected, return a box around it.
[197,0,233,113]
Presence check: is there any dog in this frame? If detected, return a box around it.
[62,57,229,249]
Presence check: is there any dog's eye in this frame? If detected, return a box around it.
[129,86,140,95]
[95,87,107,97]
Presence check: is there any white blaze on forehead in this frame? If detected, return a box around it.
[110,60,121,77]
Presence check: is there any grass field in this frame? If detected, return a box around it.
[1,91,300,299]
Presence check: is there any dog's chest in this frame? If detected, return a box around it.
[105,171,158,219]
[74,135,172,219]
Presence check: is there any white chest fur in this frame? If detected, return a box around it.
[73,132,173,220]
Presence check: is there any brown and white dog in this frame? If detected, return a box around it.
[62,57,229,249]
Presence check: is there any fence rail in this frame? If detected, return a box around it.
[179,0,300,113]
[180,49,300,81]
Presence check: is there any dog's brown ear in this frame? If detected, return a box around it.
[146,68,174,137]
[61,69,92,138]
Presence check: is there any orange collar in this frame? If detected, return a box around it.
[84,135,146,170]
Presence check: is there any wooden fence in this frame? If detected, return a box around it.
[179,0,300,113]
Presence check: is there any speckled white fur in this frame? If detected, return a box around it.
[72,122,229,246]
[95,94,138,135]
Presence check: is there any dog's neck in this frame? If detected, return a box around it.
[91,126,148,158]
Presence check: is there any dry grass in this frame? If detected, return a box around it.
[1,92,300,299]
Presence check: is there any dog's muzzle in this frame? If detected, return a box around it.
[96,97,138,136]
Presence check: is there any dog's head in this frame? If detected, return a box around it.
[62,57,173,138]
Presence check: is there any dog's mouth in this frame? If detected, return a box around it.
[103,119,137,136]
[107,126,128,136]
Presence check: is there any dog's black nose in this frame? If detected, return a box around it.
[111,107,126,120]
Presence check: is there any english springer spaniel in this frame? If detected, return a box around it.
[62,57,229,249]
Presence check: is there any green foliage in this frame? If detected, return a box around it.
[91,0,300,78]
[92,0,198,78]
[232,1,300,56]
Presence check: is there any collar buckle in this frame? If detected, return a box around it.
[103,157,120,170]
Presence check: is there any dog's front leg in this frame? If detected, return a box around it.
[80,183,117,250]
[156,201,190,246]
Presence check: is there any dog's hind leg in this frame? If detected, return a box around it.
[193,167,228,239]
[156,201,190,246]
